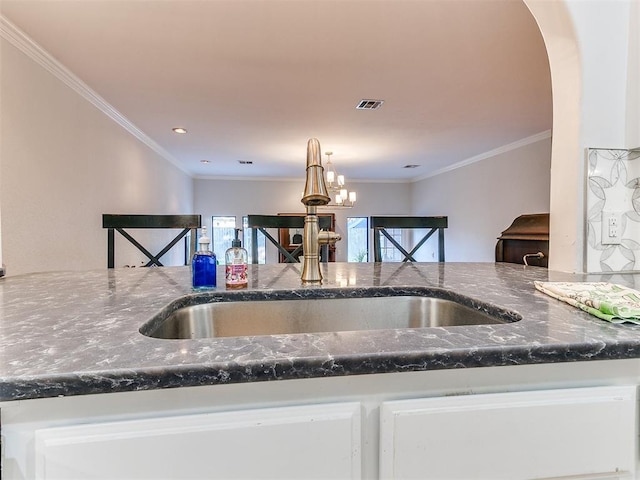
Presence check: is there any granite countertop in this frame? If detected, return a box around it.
[2,262,640,402]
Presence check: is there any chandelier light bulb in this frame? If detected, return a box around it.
[319,150,357,208]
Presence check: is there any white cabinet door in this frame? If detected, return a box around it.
[380,385,636,480]
[35,401,361,479]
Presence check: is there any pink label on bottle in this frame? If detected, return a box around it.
[225,264,247,284]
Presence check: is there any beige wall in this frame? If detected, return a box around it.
[1,19,544,274]
[0,5,557,274]
[1,28,549,273]
[194,140,551,264]
[0,38,194,275]
[410,137,552,262]
[193,178,411,262]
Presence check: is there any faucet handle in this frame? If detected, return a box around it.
[318,229,341,245]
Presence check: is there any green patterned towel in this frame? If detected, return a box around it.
[534,281,640,324]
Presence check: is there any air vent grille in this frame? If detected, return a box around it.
[238,160,253,165]
[356,99,384,110]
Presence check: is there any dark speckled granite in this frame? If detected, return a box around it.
[2,262,640,402]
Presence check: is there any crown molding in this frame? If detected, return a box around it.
[194,175,304,182]
[412,130,552,182]
[0,15,190,176]
[194,174,411,183]
[349,178,410,184]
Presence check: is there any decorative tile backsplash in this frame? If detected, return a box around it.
[586,148,640,272]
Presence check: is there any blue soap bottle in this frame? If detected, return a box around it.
[192,226,216,289]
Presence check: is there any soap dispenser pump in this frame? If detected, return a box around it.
[225,228,248,289]
[192,226,216,289]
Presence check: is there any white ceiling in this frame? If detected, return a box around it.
[0,0,552,181]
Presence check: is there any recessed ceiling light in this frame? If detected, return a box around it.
[172,127,187,134]
[403,164,420,169]
[200,159,211,164]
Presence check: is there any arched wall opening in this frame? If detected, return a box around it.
[524,1,638,274]
[523,0,582,273]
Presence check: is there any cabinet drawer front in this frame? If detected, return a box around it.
[35,401,361,479]
[380,386,636,480]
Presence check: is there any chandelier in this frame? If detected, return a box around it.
[323,151,357,207]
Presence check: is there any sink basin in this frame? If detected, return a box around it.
[140,292,520,340]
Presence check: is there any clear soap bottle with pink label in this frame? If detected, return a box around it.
[225,228,248,289]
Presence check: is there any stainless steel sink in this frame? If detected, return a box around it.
[140,294,519,340]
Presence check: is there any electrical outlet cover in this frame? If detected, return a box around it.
[601,211,622,245]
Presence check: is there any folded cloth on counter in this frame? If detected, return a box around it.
[534,281,640,324]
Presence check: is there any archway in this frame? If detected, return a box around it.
[523,0,582,273]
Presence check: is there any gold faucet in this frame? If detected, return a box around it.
[300,138,341,283]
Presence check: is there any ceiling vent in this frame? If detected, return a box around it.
[403,164,420,169]
[356,99,384,110]
[238,160,253,165]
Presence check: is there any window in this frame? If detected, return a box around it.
[347,217,369,262]
[211,216,236,258]
[379,227,404,262]
[242,216,266,264]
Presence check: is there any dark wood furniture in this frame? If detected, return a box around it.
[277,213,336,263]
[102,214,201,268]
[246,214,334,264]
[495,213,549,267]
[371,216,448,262]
